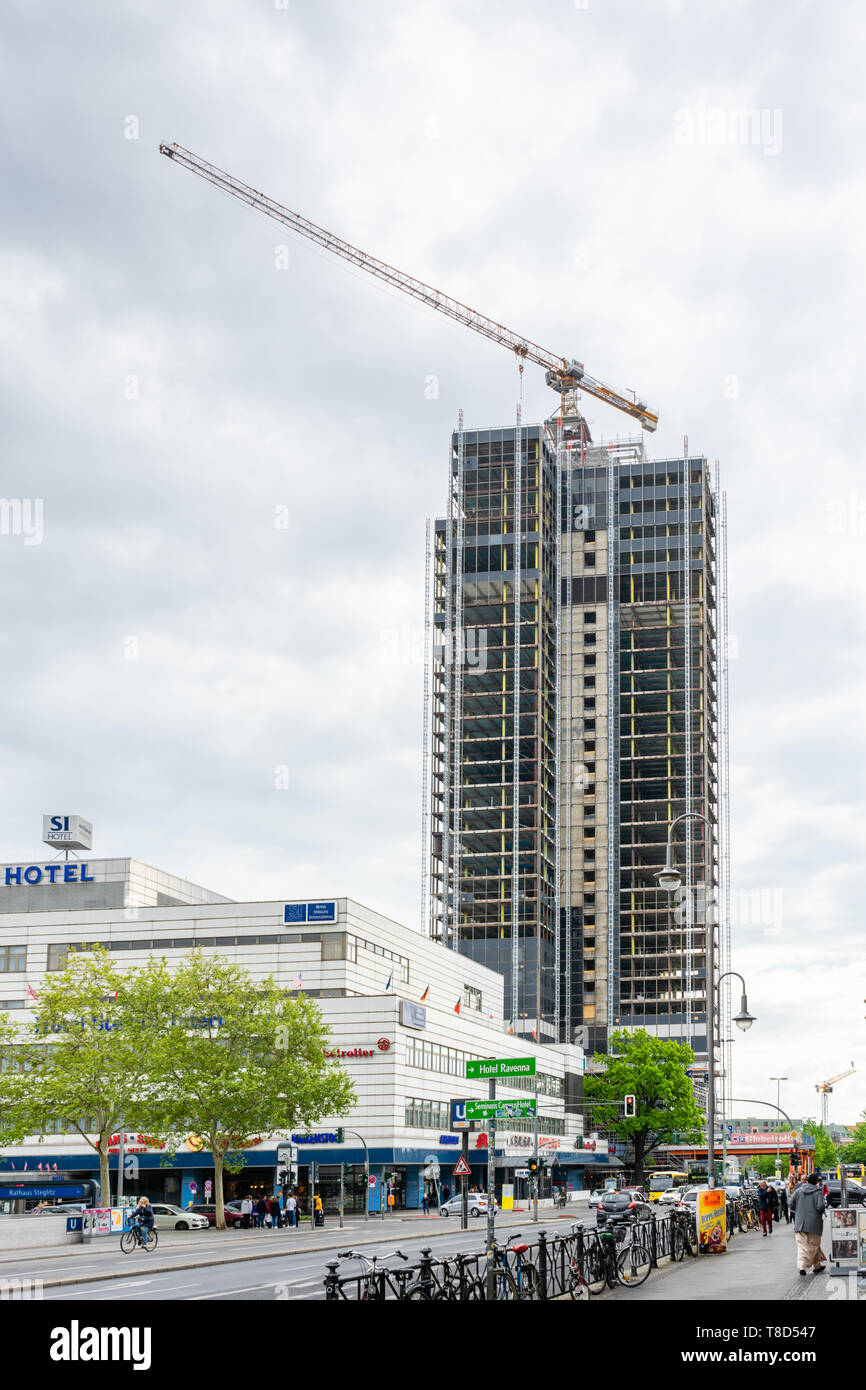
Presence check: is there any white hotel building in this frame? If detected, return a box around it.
[0,835,621,1211]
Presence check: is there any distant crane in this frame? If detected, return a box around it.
[815,1063,856,1126]
[159,142,659,434]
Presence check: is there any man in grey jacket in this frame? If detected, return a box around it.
[788,1173,827,1274]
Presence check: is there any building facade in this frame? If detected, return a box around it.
[0,845,612,1210]
[426,415,728,1071]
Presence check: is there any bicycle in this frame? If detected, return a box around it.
[332,1248,410,1300]
[564,1225,593,1300]
[581,1220,652,1290]
[490,1233,541,1301]
[420,1251,485,1301]
[670,1207,697,1259]
[120,1221,158,1253]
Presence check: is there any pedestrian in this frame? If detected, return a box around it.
[757,1180,774,1235]
[789,1173,827,1275]
[314,1193,324,1228]
[285,1192,297,1228]
[268,1196,281,1229]
[779,1183,790,1224]
[768,1184,780,1225]
[240,1195,253,1230]
[255,1196,268,1229]
[421,1191,430,1216]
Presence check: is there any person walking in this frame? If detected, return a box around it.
[757,1180,774,1236]
[768,1183,780,1226]
[255,1196,268,1229]
[268,1196,281,1230]
[240,1195,253,1230]
[789,1173,827,1275]
[778,1182,790,1224]
[421,1191,430,1216]
[285,1193,297,1228]
[313,1193,324,1228]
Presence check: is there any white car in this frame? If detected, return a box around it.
[147,1202,209,1232]
[440,1194,496,1218]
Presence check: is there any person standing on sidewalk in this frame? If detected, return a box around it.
[789,1173,827,1275]
[284,1192,297,1228]
[421,1192,430,1216]
[240,1195,253,1230]
[778,1182,790,1224]
[757,1180,774,1236]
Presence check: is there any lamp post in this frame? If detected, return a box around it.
[770,1077,788,1177]
[655,815,756,1190]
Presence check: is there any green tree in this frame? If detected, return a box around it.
[17,947,177,1203]
[0,1013,29,1148]
[750,1155,779,1178]
[584,1029,705,1187]
[839,1112,866,1165]
[802,1119,838,1171]
[144,952,355,1229]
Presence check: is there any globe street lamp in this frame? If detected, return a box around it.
[655,816,756,1190]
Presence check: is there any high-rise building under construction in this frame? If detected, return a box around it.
[422,412,730,1065]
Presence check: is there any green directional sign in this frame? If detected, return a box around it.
[465,1057,536,1080]
[465,1098,537,1121]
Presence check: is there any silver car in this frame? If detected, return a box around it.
[439,1193,496,1218]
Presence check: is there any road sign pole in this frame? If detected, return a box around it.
[486,1079,496,1300]
[339,1163,344,1230]
[461,1132,469,1231]
[532,1081,538,1223]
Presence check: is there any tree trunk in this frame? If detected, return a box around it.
[633,1132,647,1189]
[99,1138,111,1208]
[214,1151,225,1230]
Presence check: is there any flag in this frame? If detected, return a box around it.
[420,985,429,1003]
[454,999,461,1015]
[385,972,393,992]
[507,1019,514,1035]
[530,1029,537,1042]
[26,985,39,1000]
[292,972,303,990]
[487,1011,494,1021]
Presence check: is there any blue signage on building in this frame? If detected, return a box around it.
[0,1185,85,1199]
[284,902,336,924]
[5,864,95,885]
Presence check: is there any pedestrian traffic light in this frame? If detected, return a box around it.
[624,1094,637,1118]
[277,1168,288,1187]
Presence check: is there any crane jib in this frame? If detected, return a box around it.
[159,142,658,432]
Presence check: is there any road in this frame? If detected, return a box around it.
[3,1210,589,1301]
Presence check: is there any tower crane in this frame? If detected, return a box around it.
[159,142,658,434]
[815,1063,856,1127]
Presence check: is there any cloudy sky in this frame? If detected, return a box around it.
[1,0,864,1127]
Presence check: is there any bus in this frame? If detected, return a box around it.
[837,1162,865,1181]
[646,1170,690,1203]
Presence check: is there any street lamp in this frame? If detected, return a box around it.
[655,816,757,1190]
[770,1077,788,1176]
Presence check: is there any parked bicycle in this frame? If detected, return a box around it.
[574,1220,652,1291]
[490,1233,541,1300]
[330,1248,410,1300]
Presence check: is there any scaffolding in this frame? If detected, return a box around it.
[718,480,732,1116]
[511,406,523,1027]
[421,516,432,936]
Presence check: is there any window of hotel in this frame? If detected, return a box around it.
[321,935,347,961]
[463,985,482,1012]
[0,1000,25,1010]
[0,946,26,973]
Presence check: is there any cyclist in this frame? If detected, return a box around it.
[132,1196,155,1247]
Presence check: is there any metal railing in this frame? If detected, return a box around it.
[322,1213,683,1301]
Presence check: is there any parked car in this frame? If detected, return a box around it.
[823,1180,866,1208]
[656,1188,683,1207]
[596,1188,652,1228]
[440,1193,496,1218]
[147,1202,209,1231]
[187,1203,244,1228]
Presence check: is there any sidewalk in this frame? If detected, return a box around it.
[604,1220,829,1302]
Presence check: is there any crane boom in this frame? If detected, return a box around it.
[159,142,658,433]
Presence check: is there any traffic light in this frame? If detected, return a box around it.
[335,1127,344,1143]
[527,1158,539,1175]
[277,1168,288,1187]
[624,1095,637,1119]
[310,1160,319,1182]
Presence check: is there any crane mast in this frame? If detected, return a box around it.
[159,142,658,433]
[815,1064,856,1126]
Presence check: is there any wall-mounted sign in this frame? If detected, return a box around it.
[439,1135,460,1146]
[5,863,95,886]
[291,1132,343,1145]
[42,815,93,851]
[400,1001,427,1031]
[284,901,336,924]
[322,1045,382,1059]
